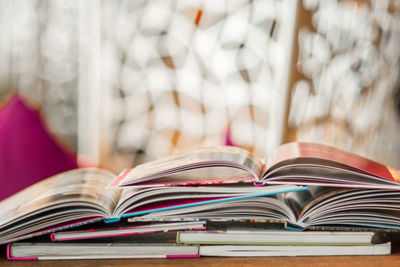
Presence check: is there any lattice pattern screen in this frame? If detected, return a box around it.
[288,0,400,167]
[100,0,297,169]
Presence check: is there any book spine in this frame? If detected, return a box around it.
[6,244,38,261]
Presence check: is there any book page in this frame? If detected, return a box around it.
[283,186,332,218]
[111,146,264,187]
[296,188,400,230]
[263,142,396,183]
[0,168,121,229]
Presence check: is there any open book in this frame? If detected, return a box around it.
[127,185,400,231]
[0,168,303,245]
[110,142,400,189]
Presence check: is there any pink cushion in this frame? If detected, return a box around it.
[0,94,78,201]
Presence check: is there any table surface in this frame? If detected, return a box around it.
[1,245,400,267]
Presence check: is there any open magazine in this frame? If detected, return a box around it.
[128,186,400,231]
[0,168,303,245]
[110,142,400,189]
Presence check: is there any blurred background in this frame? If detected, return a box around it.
[1,0,400,173]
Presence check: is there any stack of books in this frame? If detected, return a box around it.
[2,142,399,260]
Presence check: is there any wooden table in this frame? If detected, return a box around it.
[1,245,399,267]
